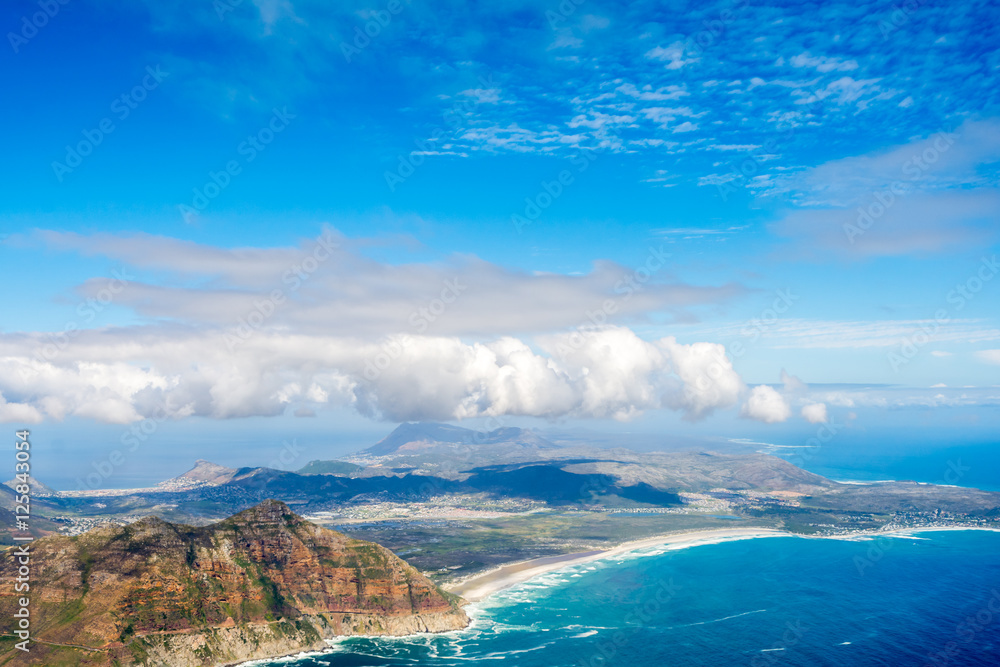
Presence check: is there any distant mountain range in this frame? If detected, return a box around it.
[0,500,467,666]
[23,422,1000,534]
[98,421,988,523]
[297,460,364,475]
[359,421,558,458]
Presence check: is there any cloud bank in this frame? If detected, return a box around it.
[0,327,749,424]
[0,229,770,425]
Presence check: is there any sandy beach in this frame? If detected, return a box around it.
[445,525,1000,603]
[446,527,788,603]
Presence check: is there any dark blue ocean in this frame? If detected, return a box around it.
[248,531,1000,667]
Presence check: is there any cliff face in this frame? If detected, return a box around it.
[0,500,468,666]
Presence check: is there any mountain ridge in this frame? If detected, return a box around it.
[0,499,468,666]
[362,421,557,456]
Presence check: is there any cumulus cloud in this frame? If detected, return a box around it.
[780,369,808,393]
[0,392,43,424]
[0,327,749,424]
[0,230,765,426]
[741,385,792,423]
[801,403,829,424]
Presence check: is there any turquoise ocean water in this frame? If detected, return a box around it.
[248,531,1000,667]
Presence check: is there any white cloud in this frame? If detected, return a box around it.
[31,228,743,338]
[615,83,688,101]
[0,230,763,426]
[460,88,501,104]
[657,337,744,420]
[801,403,828,424]
[767,118,1000,257]
[741,385,791,423]
[645,42,697,70]
[977,350,1000,365]
[790,52,859,73]
[0,327,749,424]
[0,392,44,424]
[805,385,1000,411]
[690,318,1000,349]
[780,369,808,393]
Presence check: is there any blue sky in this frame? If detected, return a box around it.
[2,0,999,486]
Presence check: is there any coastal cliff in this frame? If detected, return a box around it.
[0,500,468,666]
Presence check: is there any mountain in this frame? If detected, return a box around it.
[167,459,239,486]
[362,422,557,457]
[0,484,60,543]
[463,464,682,505]
[558,451,837,494]
[0,500,468,666]
[297,459,364,476]
[2,476,56,497]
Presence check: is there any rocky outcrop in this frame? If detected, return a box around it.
[170,459,239,485]
[0,500,468,666]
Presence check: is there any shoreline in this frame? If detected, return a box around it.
[445,527,788,603]
[444,525,1000,603]
[232,524,1000,666]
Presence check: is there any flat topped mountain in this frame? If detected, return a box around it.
[0,499,468,667]
[363,421,557,456]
